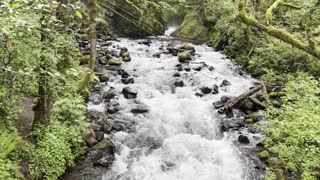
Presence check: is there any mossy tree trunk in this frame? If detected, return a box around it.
[78,0,97,92]
[237,0,320,59]
[34,0,53,127]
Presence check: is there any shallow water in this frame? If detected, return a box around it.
[88,38,258,180]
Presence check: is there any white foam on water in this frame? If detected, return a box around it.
[96,39,257,180]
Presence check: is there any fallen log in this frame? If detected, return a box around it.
[224,84,263,112]
[249,96,267,109]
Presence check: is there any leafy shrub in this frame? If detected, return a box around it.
[264,73,320,179]
[30,96,87,179]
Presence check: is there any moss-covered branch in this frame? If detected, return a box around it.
[266,0,301,24]
[237,0,320,59]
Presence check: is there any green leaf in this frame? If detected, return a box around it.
[11,3,20,9]
[75,10,82,19]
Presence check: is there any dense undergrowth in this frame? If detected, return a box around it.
[0,1,89,179]
[165,0,320,179]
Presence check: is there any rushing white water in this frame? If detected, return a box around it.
[90,38,258,180]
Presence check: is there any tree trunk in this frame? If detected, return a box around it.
[33,1,53,127]
[78,0,97,92]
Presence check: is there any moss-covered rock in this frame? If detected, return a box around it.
[258,150,269,160]
[96,139,111,150]
[99,74,110,82]
[122,52,131,62]
[109,59,122,66]
[178,51,192,62]
[179,45,195,52]
[245,114,258,122]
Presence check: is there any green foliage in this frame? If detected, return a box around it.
[30,96,87,179]
[0,131,22,180]
[171,11,208,41]
[264,74,320,179]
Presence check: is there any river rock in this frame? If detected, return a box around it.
[121,52,131,62]
[92,138,115,167]
[120,47,128,56]
[107,106,118,114]
[220,79,231,87]
[173,73,181,77]
[221,95,233,103]
[238,135,250,144]
[121,71,130,78]
[98,57,108,65]
[109,59,122,66]
[193,66,202,71]
[200,86,212,94]
[122,77,134,84]
[212,84,219,94]
[177,66,183,71]
[106,53,113,60]
[195,92,204,97]
[178,51,192,63]
[122,87,138,99]
[95,131,104,141]
[139,40,151,46]
[103,87,117,100]
[152,52,162,58]
[99,74,109,82]
[184,67,191,72]
[131,104,149,114]
[179,45,195,53]
[174,81,184,87]
[213,101,225,109]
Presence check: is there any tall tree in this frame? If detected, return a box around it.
[78,0,97,93]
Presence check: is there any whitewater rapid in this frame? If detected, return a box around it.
[88,37,258,180]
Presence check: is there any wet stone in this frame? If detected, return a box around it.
[184,67,191,72]
[213,101,225,109]
[122,87,138,99]
[238,135,250,144]
[209,66,215,71]
[103,88,117,100]
[121,71,130,78]
[107,106,118,114]
[195,92,204,97]
[212,84,219,94]
[200,86,212,94]
[193,66,202,71]
[177,67,183,71]
[220,79,232,87]
[173,73,181,77]
[221,95,233,103]
[174,81,184,87]
[122,77,134,84]
[131,104,149,114]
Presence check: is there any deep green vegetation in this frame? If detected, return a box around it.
[0,0,319,179]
